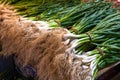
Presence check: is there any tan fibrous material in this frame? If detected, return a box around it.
[0,3,92,80]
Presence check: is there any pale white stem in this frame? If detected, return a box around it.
[76,51,83,55]
[82,65,89,69]
[74,50,79,54]
[77,55,96,59]
[66,40,79,54]
[64,39,70,45]
[82,59,94,63]
[70,39,79,44]
[89,58,97,76]
[64,33,80,40]
[91,65,97,75]
[72,49,76,54]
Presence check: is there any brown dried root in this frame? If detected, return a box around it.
[0,3,93,80]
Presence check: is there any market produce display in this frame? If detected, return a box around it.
[0,0,120,80]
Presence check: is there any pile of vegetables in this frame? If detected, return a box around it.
[75,12,120,78]
[1,0,120,80]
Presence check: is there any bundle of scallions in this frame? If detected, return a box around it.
[64,12,120,79]
[1,0,120,80]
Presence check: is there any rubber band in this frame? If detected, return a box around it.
[70,27,78,34]
[54,19,61,27]
[86,32,92,41]
[86,32,104,56]
[97,47,104,57]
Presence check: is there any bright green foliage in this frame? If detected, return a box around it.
[75,13,120,72]
[73,3,117,33]
[76,13,120,53]
[1,0,81,20]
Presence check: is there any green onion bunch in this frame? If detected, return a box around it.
[72,4,117,33]
[84,38,120,79]
[1,0,120,80]
[74,13,120,53]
